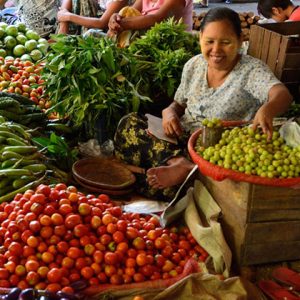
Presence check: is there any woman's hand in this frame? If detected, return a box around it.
[252,104,273,140]
[57,8,72,22]
[162,107,183,137]
[252,84,293,140]
[108,13,123,33]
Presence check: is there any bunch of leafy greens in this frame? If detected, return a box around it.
[33,133,78,171]
[42,19,199,140]
[129,18,200,101]
[42,35,150,139]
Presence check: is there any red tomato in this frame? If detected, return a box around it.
[104,252,119,265]
[47,268,63,283]
[65,214,82,229]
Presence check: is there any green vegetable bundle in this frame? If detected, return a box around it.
[129,18,200,101]
[42,35,149,139]
[42,19,200,140]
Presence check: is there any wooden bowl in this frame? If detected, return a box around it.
[73,173,133,196]
[72,158,136,190]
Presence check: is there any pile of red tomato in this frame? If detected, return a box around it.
[0,184,208,293]
[0,57,50,109]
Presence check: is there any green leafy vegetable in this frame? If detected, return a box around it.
[33,133,78,171]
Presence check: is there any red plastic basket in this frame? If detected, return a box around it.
[188,128,300,188]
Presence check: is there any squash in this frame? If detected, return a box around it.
[117,6,141,48]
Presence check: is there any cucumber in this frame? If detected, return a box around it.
[2,146,38,154]
[12,177,35,189]
[0,168,32,177]
[0,110,20,122]
[0,130,28,143]
[0,98,20,110]
[3,123,31,140]
[0,174,45,203]
[6,137,28,146]
[0,92,33,105]
[1,158,18,169]
[1,151,23,160]
[23,164,47,173]
[21,113,45,125]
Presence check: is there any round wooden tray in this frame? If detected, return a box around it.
[72,158,136,190]
[73,173,133,196]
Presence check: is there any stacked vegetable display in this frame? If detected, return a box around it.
[42,20,199,139]
[0,57,49,110]
[0,184,208,294]
[0,22,48,61]
[195,123,300,179]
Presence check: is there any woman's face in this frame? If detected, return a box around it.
[200,20,243,71]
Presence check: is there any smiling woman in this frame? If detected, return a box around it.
[113,7,293,201]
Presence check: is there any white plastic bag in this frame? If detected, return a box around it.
[279,121,300,148]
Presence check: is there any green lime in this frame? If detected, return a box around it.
[38,38,48,45]
[16,34,27,45]
[37,43,48,55]
[17,23,27,33]
[30,49,43,61]
[20,53,32,61]
[0,28,6,39]
[25,30,40,41]
[4,36,17,49]
[25,39,37,52]
[0,22,8,30]
[0,49,6,58]
[13,44,26,57]
[5,25,18,37]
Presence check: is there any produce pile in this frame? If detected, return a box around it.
[0,22,48,62]
[42,19,199,139]
[0,57,49,110]
[0,115,69,202]
[192,11,260,41]
[0,93,45,127]
[195,125,300,179]
[0,184,208,294]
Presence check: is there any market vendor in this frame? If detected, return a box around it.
[57,0,130,34]
[113,7,293,201]
[257,0,300,22]
[107,0,193,38]
[0,0,60,37]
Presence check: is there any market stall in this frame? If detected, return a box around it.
[0,14,299,300]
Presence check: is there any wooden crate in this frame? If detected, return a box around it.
[248,21,300,100]
[200,174,300,268]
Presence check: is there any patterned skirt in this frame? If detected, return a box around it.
[114,112,190,201]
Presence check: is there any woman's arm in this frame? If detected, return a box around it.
[111,0,185,31]
[58,0,72,34]
[162,101,186,137]
[58,0,128,29]
[252,84,293,139]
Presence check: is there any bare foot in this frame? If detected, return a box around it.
[146,157,195,189]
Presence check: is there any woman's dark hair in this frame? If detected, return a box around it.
[257,0,292,18]
[199,7,242,38]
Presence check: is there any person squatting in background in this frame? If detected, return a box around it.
[257,0,300,22]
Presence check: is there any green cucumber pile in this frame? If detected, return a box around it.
[0,117,47,201]
[0,92,45,127]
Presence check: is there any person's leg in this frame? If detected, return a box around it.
[146,156,195,189]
